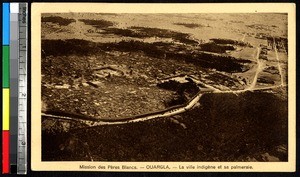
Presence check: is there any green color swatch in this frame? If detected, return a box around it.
[3,46,10,88]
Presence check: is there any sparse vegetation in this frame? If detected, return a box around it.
[42,16,76,26]
[174,23,204,28]
[210,38,252,47]
[258,76,275,84]
[79,19,114,28]
[165,50,251,73]
[200,42,235,53]
[230,20,244,23]
[101,28,137,37]
[266,36,288,53]
[130,26,199,45]
[263,66,280,75]
[246,24,276,31]
[205,72,240,87]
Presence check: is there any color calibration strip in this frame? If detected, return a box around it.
[2,3,28,174]
[10,2,20,173]
[17,3,28,174]
[2,2,10,174]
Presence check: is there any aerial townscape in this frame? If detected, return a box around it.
[41,13,288,162]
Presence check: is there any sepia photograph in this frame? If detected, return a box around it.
[31,3,296,172]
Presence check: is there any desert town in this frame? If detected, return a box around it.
[41,13,288,162]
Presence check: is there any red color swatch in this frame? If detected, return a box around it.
[2,131,10,174]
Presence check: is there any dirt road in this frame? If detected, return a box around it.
[274,38,284,86]
[247,47,263,90]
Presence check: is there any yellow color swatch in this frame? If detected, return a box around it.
[3,89,10,130]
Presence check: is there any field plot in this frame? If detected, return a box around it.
[41,13,288,162]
